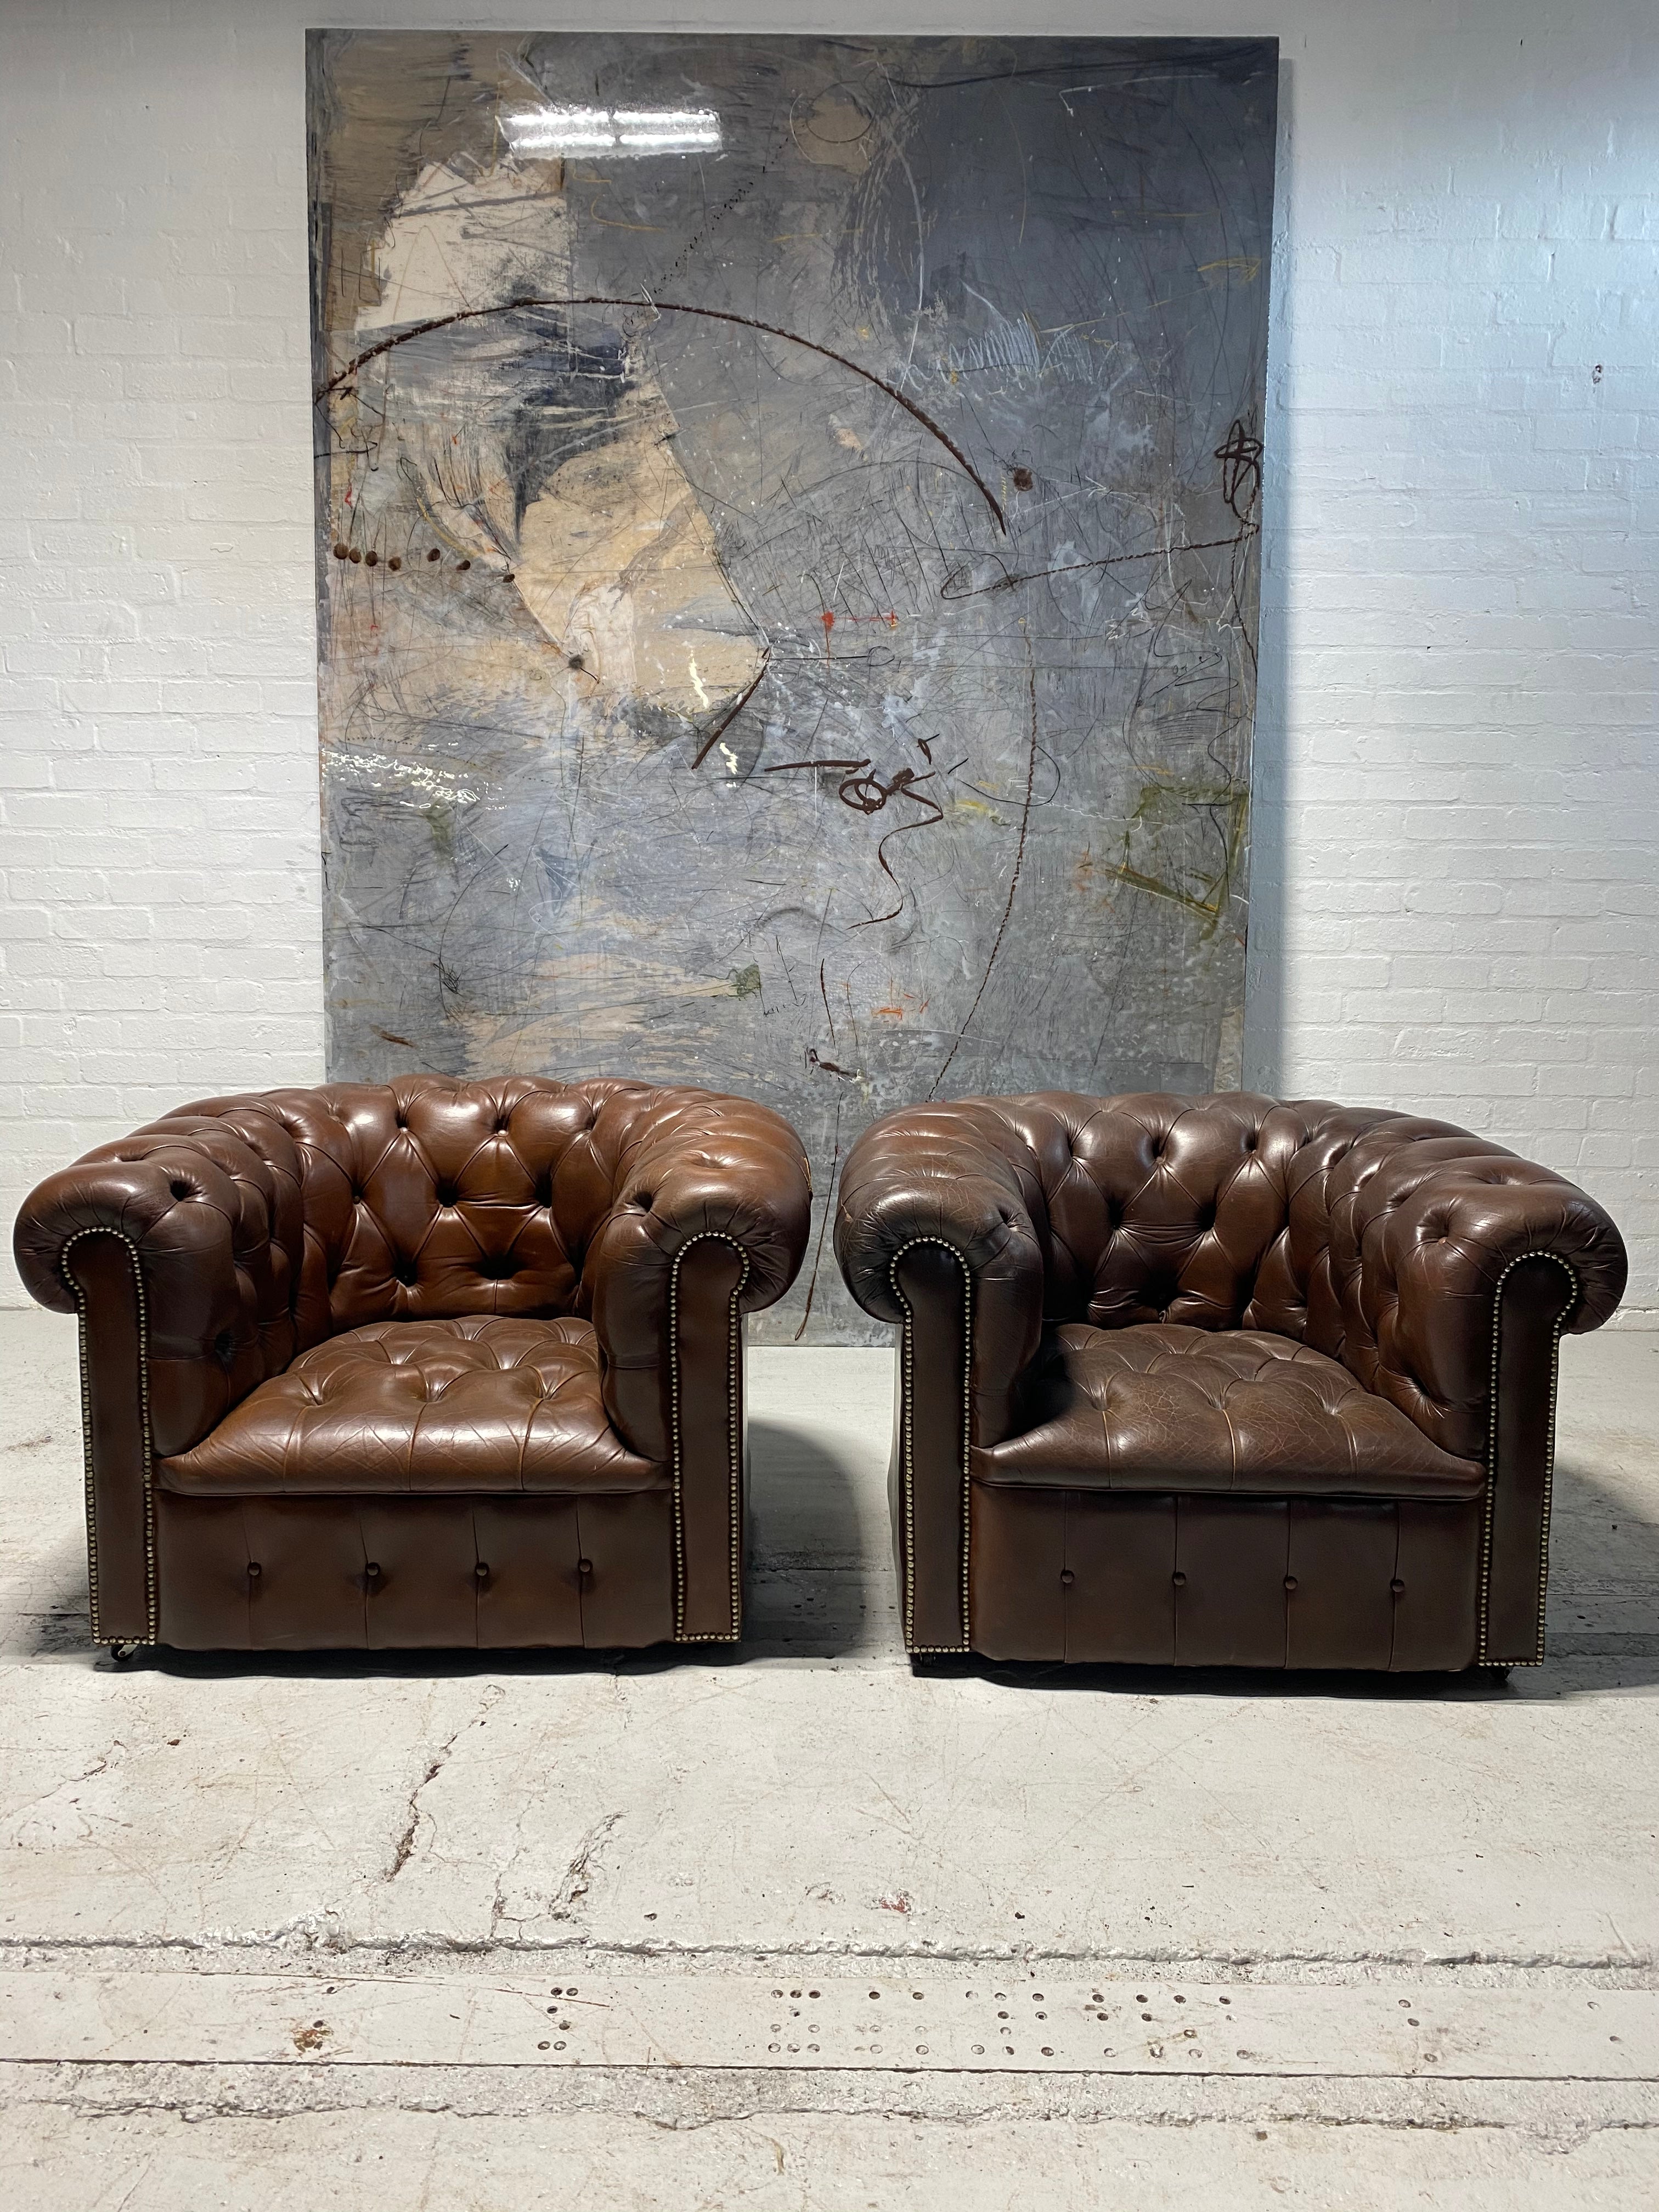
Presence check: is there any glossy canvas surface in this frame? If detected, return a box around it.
[308,32,1277,1340]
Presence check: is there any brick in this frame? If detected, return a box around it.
[1,1,1656,1317]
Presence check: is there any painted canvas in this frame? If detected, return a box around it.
[308,32,1278,1340]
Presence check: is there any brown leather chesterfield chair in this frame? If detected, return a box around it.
[835,1093,1626,1673]
[15,1077,810,1654]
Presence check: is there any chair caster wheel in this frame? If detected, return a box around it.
[108,1640,142,1663]
[1479,1664,1510,1685]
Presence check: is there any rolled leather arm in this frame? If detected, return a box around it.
[1330,1131,1626,1667]
[583,1090,811,1462]
[15,1121,297,1453]
[1329,1133,1627,1462]
[13,1117,294,1642]
[834,1103,1049,1447]
[581,1088,810,1644]
[834,1104,1049,1654]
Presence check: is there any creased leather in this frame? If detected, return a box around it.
[159,1317,662,1496]
[976,1323,1483,1498]
[838,1089,1625,1668]
[837,1091,1626,1460]
[16,1076,810,1461]
[14,1075,810,1651]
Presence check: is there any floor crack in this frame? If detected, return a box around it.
[550,1812,624,1921]
[383,1688,503,1884]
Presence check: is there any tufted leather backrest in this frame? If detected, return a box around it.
[17,1074,809,1469]
[984,1091,1606,1321]
[993,1091,1322,1329]
[915,1091,1624,1460]
[164,1075,694,1352]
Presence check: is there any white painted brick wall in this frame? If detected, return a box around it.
[3,0,1656,1316]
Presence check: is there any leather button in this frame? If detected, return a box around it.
[1059,1569,1075,1588]
[475,1562,490,1582]
[1390,1577,1406,1595]
[365,1561,382,1583]
[1283,1575,1297,1592]
[577,1558,594,1578]
[1171,1570,1187,1589]
[247,1562,262,1580]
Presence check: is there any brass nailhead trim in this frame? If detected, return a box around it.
[888,1237,974,1655]
[60,1197,760,1654]
[1477,1250,1578,1668]
[60,1227,158,1648]
[668,1231,750,1643]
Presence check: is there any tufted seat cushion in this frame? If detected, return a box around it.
[973,1323,1483,1499]
[157,1318,663,1497]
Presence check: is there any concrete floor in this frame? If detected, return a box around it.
[1,1312,1656,2207]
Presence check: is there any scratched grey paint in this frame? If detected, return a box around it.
[308,33,1277,1342]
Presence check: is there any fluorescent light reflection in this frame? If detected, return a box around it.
[506,106,722,157]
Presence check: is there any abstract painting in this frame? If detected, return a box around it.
[308,32,1278,1340]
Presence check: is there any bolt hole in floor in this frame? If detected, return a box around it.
[1,1324,1657,2193]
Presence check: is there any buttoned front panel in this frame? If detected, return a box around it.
[153,1491,675,1650]
[968,1486,1482,1671]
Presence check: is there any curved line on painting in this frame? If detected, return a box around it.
[317,294,1008,534]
